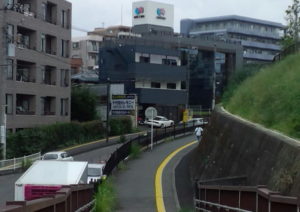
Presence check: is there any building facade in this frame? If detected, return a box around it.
[98,1,243,121]
[99,35,243,121]
[181,15,285,63]
[0,0,72,132]
[71,35,103,72]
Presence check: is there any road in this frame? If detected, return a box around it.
[0,143,121,208]
[114,135,196,212]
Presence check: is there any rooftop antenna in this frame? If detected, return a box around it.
[102,22,105,28]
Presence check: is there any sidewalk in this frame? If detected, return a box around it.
[114,135,197,212]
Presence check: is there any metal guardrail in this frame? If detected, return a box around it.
[195,200,252,212]
[273,42,300,61]
[103,122,200,177]
[194,184,300,212]
[0,152,41,171]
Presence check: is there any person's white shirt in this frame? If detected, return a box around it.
[195,127,203,136]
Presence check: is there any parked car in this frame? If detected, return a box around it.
[87,163,106,184]
[144,116,174,128]
[41,151,73,161]
[179,118,208,127]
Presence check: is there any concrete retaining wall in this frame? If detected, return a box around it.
[190,107,300,196]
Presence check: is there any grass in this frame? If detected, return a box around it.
[94,178,116,212]
[129,143,141,159]
[224,53,300,139]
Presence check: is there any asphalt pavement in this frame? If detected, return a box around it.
[0,143,121,208]
[114,135,197,212]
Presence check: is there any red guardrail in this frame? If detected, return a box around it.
[195,185,300,212]
[1,184,94,212]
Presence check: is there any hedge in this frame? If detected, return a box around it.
[6,121,105,158]
[6,118,133,159]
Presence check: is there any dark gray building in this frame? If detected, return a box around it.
[0,0,72,132]
[181,15,285,63]
[99,34,243,121]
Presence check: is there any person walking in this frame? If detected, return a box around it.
[194,126,204,142]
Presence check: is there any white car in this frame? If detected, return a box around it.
[179,118,208,127]
[87,163,106,184]
[144,116,174,128]
[41,151,73,161]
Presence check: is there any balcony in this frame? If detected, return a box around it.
[130,63,187,81]
[41,97,56,116]
[16,60,36,83]
[17,26,36,50]
[42,66,56,85]
[42,2,57,25]
[16,94,35,115]
[5,1,35,17]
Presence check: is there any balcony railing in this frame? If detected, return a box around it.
[42,111,55,116]
[16,109,35,115]
[5,3,35,17]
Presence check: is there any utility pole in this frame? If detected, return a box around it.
[1,105,7,160]
[212,44,217,110]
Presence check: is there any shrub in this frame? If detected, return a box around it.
[130,143,141,159]
[21,158,32,171]
[109,117,132,136]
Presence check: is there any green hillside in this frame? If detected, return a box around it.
[224,53,300,139]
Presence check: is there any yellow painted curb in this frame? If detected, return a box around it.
[155,141,197,212]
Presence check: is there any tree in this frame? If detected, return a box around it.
[283,0,300,47]
[71,86,98,122]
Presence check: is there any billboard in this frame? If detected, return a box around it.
[132,1,174,29]
[111,95,136,116]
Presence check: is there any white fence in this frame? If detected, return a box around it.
[0,152,41,171]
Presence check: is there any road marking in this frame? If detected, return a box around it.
[155,140,197,212]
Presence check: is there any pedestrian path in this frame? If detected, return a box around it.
[114,135,197,212]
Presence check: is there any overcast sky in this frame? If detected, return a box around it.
[69,0,293,37]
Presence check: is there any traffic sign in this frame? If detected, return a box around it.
[145,107,157,119]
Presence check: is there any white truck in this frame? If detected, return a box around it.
[15,160,88,201]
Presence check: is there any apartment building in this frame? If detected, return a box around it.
[71,35,103,72]
[71,26,137,73]
[181,15,285,63]
[0,0,72,132]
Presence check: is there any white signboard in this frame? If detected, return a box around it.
[132,1,174,28]
[111,95,136,111]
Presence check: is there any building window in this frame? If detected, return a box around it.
[140,56,150,63]
[61,40,69,57]
[41,34,46,52]
[6,94,13,115]
[167,83,176,89]
[41,3,46,21]
[60,98,69,116]
[162,58,177,66]
[60,69,69,87]
[61,10,66,27]
[151,82,161,88]
[72,42,79,49]
[91,41,97,51]
[7,24,14,43]
[6,59,13,80]
[181,81,186,89]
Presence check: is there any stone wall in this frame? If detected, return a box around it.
[190,107,300,196]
